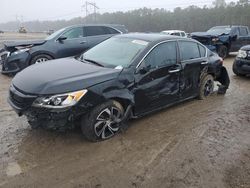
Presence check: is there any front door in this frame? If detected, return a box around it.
[134,41,181,115]
[55,27,88,58]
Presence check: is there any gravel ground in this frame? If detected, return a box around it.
[0,33,249,188]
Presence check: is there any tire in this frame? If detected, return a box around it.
[30,54,52,65]
[217,45,228,59]
[81,100,124,142]
[198,74,214,100]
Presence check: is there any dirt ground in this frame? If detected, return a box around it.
[0,33,250,188]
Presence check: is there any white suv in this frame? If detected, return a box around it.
[161,30,188,37]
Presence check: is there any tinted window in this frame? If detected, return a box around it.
[62,27,83,39]
[181,32,186,37]
[179,41,200,61]
[198,44,206,57]
[144,41,177,68]
[239,27,248,36]
[85,26,107,36]
[105,27,120,34]
[171,32,181,36]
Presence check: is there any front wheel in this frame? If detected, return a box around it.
[30,54,52,65]
[81,100,124,142]
[198,74,214,100]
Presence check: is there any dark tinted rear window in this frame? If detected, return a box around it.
[179,41,200,61]
[85,26,106,36]
[239,27,248,36]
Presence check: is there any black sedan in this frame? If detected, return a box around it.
[8,33,230,142]
[233,45,250,76]
[0,24,127,74]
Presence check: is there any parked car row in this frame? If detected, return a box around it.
[1,23,249,142]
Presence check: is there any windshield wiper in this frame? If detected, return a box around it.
[83,58,104,67]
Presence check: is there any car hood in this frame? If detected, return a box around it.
[191,32,217,38]
[12,58,122,95]
[4,40,46,52]
[191,32,229,38]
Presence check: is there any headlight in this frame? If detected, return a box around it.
[212,38,219,42]
[32,89,88,108]
[237,50,248,59]
[12,48,30,55]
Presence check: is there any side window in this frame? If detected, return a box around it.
[144,41,177,68]
[85,26,107,36]
[198,44,206,57]
[239,27,248,36]
[171,32,181,36]
[104,27,120,34]
[181,32,186,37]
[62,27,83,39]
[179,41,200,61]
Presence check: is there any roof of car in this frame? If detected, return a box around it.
[116,33,191,42]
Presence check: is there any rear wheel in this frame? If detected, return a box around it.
[81,100,124,142]
[217,45,228,59]
[199,74,214,100]
[30,54,52,65]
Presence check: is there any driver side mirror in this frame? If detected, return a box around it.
[138,64,151,74]
[58,35,67,42]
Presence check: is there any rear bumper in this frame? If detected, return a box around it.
[1,52,30,74]
[234,58,250,74]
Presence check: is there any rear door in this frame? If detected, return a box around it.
[178,40,208,99]
[54,26,88,58]
[85,26,120,49]
[134,41,181,114]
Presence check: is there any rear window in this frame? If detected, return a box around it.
[85,26,107,36]
[239,27,248,36]
[198,44,206,57]
[179,41,200,61]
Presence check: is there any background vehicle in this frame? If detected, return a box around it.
[233,45,250,76]
[191,25,250,59]
[161,30,187,37]
[8,34,229,142]
[0,30,4,34]
[1,24,128,74]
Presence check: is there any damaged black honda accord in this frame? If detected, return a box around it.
[8,33,230,142]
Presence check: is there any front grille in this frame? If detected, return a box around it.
[9,86,37,110]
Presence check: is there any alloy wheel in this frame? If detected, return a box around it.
[94,107,123,139]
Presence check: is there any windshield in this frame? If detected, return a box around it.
[81,37,149,68]
[46,28,65,40]
[207,27,231,35]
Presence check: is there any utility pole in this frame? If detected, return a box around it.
[82,1,99,23]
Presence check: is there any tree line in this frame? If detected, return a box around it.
[0,0,250,33]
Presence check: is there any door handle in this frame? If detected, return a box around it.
[80,41,87,44]
[201,61,208,65]
[168,69,181,73]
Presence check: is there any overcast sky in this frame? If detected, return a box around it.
[0,0,237,23]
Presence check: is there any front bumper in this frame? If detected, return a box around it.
[234,58,250,75]
[8,85,92,129]
[1,51,31,74]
